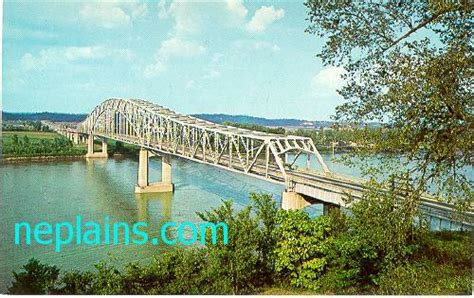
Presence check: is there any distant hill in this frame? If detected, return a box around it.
[2,111,334,127]
[191,113,334,128]
[2,112,88,122]
[3,111,383,128]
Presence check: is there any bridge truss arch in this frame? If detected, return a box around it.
[80,98,330,184]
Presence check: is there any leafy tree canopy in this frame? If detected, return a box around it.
[305,0,473,207]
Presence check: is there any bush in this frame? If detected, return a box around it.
[8,258,60,294]
[376,260,472,295]
[197,192,279,293]
[272,178,427,292]
[273,210,334,290]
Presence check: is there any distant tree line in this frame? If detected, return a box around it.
[223,121,385,152]
[3,112,87,122]
[222,121,286,135]
[3,121,52,132]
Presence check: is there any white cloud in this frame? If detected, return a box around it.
[308,67,347,120]
[311,66,346,93]
[185,79,202,90]
[233,40,281,52]
[246,6,284,33]
[80,1,148,29]
[158,0,169,19]
[80,4,130,28]
[63,46,106,60]
[4,25,59,41]
[226,0,248,19]
[131,3,148,18]
[143,61,167,78]
[143,38,205,78]
[167,0,200,35]
[20,46,133,71]
[158,0,250,36]
[158,37,206,59]
[144,0,253,79]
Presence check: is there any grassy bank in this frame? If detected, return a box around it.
[2,131,86,158]
[2,131,60,141]
[1,131,142,159]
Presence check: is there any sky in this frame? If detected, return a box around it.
[2,0,347,121]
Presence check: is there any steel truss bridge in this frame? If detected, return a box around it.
[50,98,473,229]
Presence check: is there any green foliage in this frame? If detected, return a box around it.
[376,231,473,295]
[8,194,472,295]
[196,193,279,293]
[3,133,85,157]
[115,141,125,153]
[376,259,472,295]
[273,210,334,290]
[305,0,473,207]
[8,258,60,294]
[60,270,95,294]
[273,179,427,292]
[2,120,52,132]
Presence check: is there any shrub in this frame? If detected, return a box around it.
[273,210,335,290]
[8,258,60,294]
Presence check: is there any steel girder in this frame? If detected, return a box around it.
[79,98,330,184]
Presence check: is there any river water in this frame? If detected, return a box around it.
[1,155,287,292]
[0,153,471,292]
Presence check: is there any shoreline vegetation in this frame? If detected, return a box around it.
[1,155,85,163]
[7,194,472,295]
[1,130,137,163]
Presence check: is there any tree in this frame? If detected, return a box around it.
[305,1,473,211]
[8,258,60,294]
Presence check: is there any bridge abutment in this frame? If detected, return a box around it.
[281,191,311,210]
[135,148,174,193]
[281,190,340,215]
[85,135,108,158]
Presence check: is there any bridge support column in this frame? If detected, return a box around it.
[73,133,80,145]
[135,148,174,193]
[281,191,311,210]
[85,135,108,158]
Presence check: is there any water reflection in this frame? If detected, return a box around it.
[135,192,172,223]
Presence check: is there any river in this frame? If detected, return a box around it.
[0,153,471,292]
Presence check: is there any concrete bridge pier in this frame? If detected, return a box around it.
[72,132,80,145]
[281,191,311,210]
[85,134,108,158]
[135,148,174,193]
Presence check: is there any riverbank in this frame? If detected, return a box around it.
[1,153,127,163]
[1,154,85,163]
